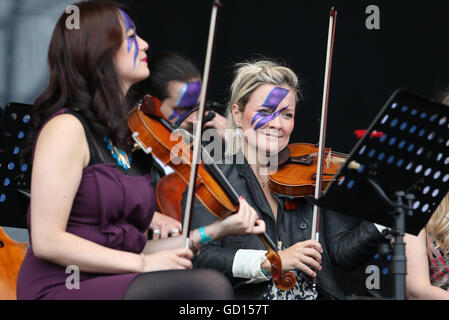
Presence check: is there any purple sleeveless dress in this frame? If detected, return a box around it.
[16,110,156,299]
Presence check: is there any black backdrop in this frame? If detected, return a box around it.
[119,0,449,154]
[114,0,449,298]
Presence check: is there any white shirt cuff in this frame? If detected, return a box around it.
[232,249,271,282]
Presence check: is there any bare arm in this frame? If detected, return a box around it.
[405,229,449,300]
[30,114,191,274]
[142,220,228,254]
[142,197,266,254]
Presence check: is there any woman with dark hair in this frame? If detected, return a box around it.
[16,1,265,300]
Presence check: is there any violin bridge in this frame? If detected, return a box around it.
[325,153,332,169]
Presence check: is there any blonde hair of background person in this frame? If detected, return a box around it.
[405,92,449,300]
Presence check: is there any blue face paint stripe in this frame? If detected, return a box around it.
[251,112,268,127]
[262,87,289,108]
[253,105,289,130]
[175,81,202,107]
[250,86,290,130]
[168,110,182,122]
[119,9,134,29]
[119,9,139,67]
[175,84,188,106]
[132,37,138,67]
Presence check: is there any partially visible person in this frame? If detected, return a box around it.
[405,193,449,300]
[128,51,227,136]
[405,90,449,300]
[128,51,228,233]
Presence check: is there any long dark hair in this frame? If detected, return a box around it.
[27,0,131,155]
[127,51,201,106]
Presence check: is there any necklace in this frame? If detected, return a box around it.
[104,136,132,170]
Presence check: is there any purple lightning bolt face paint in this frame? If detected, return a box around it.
[119,9,138,67]
[250,87,290,130]
[167,80,202,123]
[175,80,202,107]
[236,84,295,158]
[168,109,183,123]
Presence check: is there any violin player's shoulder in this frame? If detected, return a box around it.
[212,151,249,180]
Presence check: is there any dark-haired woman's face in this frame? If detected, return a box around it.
[114,11,149,93]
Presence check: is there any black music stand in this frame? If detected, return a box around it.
[317,89,449,300]
[0,102,33,228]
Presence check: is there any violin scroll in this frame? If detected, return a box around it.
[266,250,296,290]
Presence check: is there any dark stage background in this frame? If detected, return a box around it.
[119,0,449,154]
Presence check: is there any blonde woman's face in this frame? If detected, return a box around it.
[233,83,296,155]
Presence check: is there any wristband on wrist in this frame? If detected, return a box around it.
[189,229,203,254]
[261,268,270,277]
[199,226,212,245]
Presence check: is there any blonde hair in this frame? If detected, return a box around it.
[427,195,449,252]
[426,92,449,251]
[225,60,300,156]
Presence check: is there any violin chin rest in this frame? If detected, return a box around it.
[272,147,291,166]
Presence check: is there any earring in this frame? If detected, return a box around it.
[234,126,243,139]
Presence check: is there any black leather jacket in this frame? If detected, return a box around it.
[184,152,385,300]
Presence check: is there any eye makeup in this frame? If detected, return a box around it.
[168,81,202,123]
[119,9,138,67]
[175,80,202,107]
[250,87,290,130]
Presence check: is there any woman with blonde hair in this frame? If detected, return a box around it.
[405,194,449,299]
[405,92,449,299]
[187,60,386,300]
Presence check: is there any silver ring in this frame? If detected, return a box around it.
[153,229,161,235]
[170,228,180,235]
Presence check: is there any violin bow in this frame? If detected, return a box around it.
[181,0,221,247]
[179,1,296,291]
[311,7,337,291]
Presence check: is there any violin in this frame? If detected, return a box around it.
[155,173,185,222]
[129,96,239,219]
[268,143,348,199]
[0,227,27,299]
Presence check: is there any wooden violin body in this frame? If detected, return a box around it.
[156,173,185,222]
[268,143,346,198]
[0,227,27,300]
[129,98,238,219]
